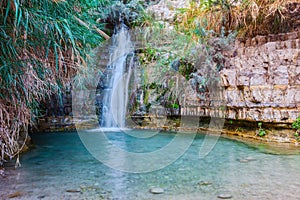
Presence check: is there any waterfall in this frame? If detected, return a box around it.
[100,25,134,128]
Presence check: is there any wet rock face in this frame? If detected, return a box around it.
[220,31,300,123]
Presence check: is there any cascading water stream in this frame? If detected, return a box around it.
[100,25,134,128]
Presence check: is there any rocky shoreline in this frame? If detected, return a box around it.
[32,115,299,148]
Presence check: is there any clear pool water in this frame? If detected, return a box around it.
[1,130,300,200]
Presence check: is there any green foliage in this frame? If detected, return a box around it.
[178,61,196,80]
[257,122,267,137]
[292,116,300,139]
[0,0,107,100]
[0,0,109,164]
[258,129,266,137]
[137,1,237,108]
[172,103,179,109]
[292,116,300,130]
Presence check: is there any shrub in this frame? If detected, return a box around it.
[292,116,300,138]
[176,0,300,38]
[257,122,266,137]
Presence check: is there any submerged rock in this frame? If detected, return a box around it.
[197,181,213,186]
[238,156,257,163]
[217,193,233,199]
[7,191,22,198]
[244,156,256,161]
[66,189,81,193]
[237,159,249,163]
[0,168,5,177]
[149,187,164,194]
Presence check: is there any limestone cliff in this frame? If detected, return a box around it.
[221,32,300,123]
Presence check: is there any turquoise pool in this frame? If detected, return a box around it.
[1,130,300,200]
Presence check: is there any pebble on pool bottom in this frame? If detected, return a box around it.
[217,193,233,199]
[149,187,164,194]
